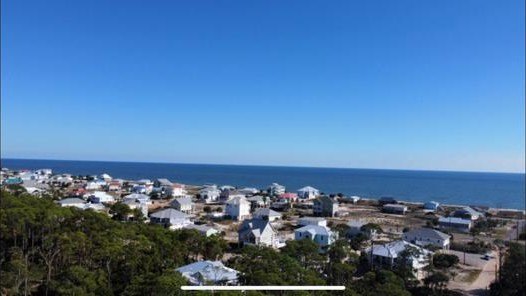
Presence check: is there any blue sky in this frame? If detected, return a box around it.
[1,0,525,173]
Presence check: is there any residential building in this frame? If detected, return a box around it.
[238,218,282,248]
[383,204,408,215]
[313,195,338,217]
[100,173,112,182]
[438,217,472,233]
[87,191,115,204]
[278,193,298,203]
[153,178,174,195]
[57,197,86,209]
[184,224,220,237]
[346,220,377,239]
[268,183,286,196]
[238,187,259,196]
[171,183,186,197]
[176,261,239,285]
[199,186,221,203]
[123,193,151,204]
[297,186,320,200]
[225,196,251,221]
[246,195,269,208]
[453,207,483,221]
[150,208,192,229]
[171,196,194,213]
[365,240,431,279]
[295,225,337,252]
[423,201,440,212]
[402,228,451,250]
[122,198,149,217]
[253,208,282,222]
[342,195,361,203]
[379,197,397,205]
[298,217,327,227]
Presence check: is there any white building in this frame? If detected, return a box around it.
[199,186,221,203]
[184,224,220,237]
[438,216,473,233]
[297,186,320,200]
[122,199,149,217]
[238,218,283,248]
[402,228,451,250]
[295,225,337,252]
[170,196,194,213]
[176,261,239,285]
[150,208,192,229]
[268,183,286,196]
[225,196,251,221]
[57,197,86,209]
[87,191,115,204]
[123,193,151,204]
[171,183,186,197]
[253,208,282,222]
[298,217,327,227]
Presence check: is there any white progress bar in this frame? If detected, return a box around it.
[181,286,345,291]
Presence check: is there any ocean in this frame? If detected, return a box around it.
[1,158,525,210]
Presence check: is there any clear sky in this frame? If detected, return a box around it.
[1,0,525,173]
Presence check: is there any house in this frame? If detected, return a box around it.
[123,193,151,204]
[85,181,102,190]
[278,193,298,203]
[225,196,251,221]
[122,199,149,217]
[438,217,472,233]
[298,217,327,227]
[171,183,186,197]
[342,195,361,203]
[270,201,291,211]
[199,186,221,203]
[136,179,153,193]
[313,195,338,217]
[268,183,286,196]
[252,208,282,222]
[295,225,337,252]
[424,201,440,212]
[220,190,246,202]
[346,220,378,239]
[153,178,174,195]
[184,224,220,237]
[170,196,194,213]
[176,261,239,285]
[403,228,451,250]
[379,197,397,205]
[150,208,192,229]
[365,240,431,279]
[246,195,269,208]
[100,173,112,182]
[383,204,408,215]
[131,185,148,194]
[297,186,320,200]
[453,207,483,221]
[238,187,259,196]
[108,180,122,191]
[238,218,282,248]
[57,197,86,209]
[87,191,115,204]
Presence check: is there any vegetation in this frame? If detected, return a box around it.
[490,242,526,296]
[432,254,459,269]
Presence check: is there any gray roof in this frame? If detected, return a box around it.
[404,228,450,240]
[438,216,472,225]
[58,197,86,205]
[171,196,193,206]
[239,218,273,238]
[295,225,331,236]
[383,203,407,209]
[315,195,337,204]
[150,208,189,219]
[156,178,173,186]
[176,261,238,285]
[297,186,319,192]
[253,208,281,218]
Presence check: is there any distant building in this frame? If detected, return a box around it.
[253,208,282,222]
[297,186,320,200]
[246,195,269,208]
[170,196,194,213]
[123,193,151,204]
[199,186,221,203]
[438,216,472,233]
[87,191,115,204]
[382,204,408,215]
[238,187,259,196]
[153,178,174,195]
[452,207,483,221]
[176,261,239,285]
[225,196,251,221]
[379,197,397,205]
[402,228,451,250]
[278,193,298,203]
[423,201,440,212]
[346,220,377,239]
[295,225,337,252]
[184,224,219,237]
[365,240,431,279]
[122,198,149,217]
[171,183,186,197]
[298,217,327,227]
[57,197,86,209]
[100,173,112,182]
[342,195,361,203]
[150,208,192,229]
[238,218,281,248]
[268,183,286,196]
[313,196,338,217]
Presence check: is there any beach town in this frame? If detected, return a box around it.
[1,167,524,294]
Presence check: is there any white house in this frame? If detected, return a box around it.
[298,217,327,227]
[150,208,192,229]
[85,181,102,190]
[346,219,378,239]
[297,186,320,200]
[453,207,483,221]
[313,195,339,217]
[438,216,473,233]
[424,201,440,212]
[184,224,220,237]
[122,199,149,217]
[199,186,221,203]
[100,173,112,182]
[153,178,174,195]
[225,196,251,221]
[123,193,151,204]
[403,228,451,250]
[170,196,194,213]
[87,191,115,204]
[252,208,282,222]
[176,261,239,285]
[365,240,431,279]
[342,195,361,203]
[171,183,186,197]
[383,204,408,215]
[57,197,86,209]
[295,225,337,252]
[238,187,259,195]
[238,218,283,248]
[268,183,286,196]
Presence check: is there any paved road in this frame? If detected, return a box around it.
[448,250,498,296]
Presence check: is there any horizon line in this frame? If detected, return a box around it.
[1,156,525,175]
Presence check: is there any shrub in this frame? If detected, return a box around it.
[433,253,460,268]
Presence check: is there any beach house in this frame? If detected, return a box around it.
[149,208,192,229]
[402,228,451,250]
[298,217,327,227]
[438,216,472,233]
[176,261,239,285]
[313,195,339,217]
[295,225,337,252]
[453,207,483,221]
[424,201,440,212]
[252,208,282,222]
[382,204,408,215]
[268,183,286,196]
[225,196,251,221]
[297,186,320,200]
[346,220,378,239]
[184,224,220,237]
[199,186,221,203]
[238,218,282,248]
[170,196,194,213]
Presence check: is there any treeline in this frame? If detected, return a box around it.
[1,191,469,295]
